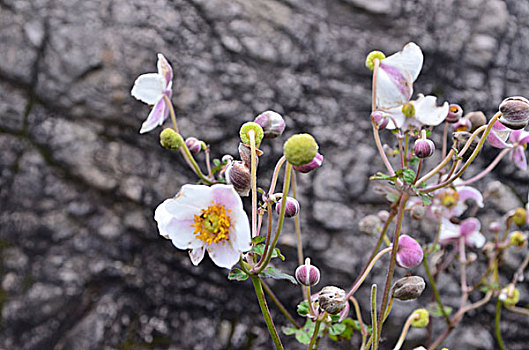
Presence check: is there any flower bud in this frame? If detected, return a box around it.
[445,104,463,123]
[318,286,347,314]
[276,197,300,217]
[293,153,323,173]
[499,287,520,306]
[488,222,502,234]
[395,235,423,269]
[160,128,184,150]
[225,161,251,197]
[414,139,435,158]
[240,122,264,148]
[411,205,426,220]
[392,276,426,301]
[254,110,286,138]
[371,111,389,130]
[452,117,471,132]
[498,96,529,130]
[358,214,382,236]
[410,308,429,328]
[365,50,386,71]
[283,134,319,166]
[295,258,320,286]
[378,210,390,222]
[510,231,527,247]
[185,137,202,154]
[512,208,527,227]
[466,111,487,133]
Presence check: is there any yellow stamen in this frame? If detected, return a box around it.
[191,201,231,245]
[439,190,459,208]
[456,125,467,132]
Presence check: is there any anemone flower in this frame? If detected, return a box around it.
[487,121,529,170]
[384,94,449,130]
[439,217,485,248]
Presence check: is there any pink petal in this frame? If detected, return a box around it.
[395,234,423,268]
[189,246,206,266]
[439,218,460,243]
[458,186,484,208]
[459,217,481,237]
[511,130,529,145]
[487,121,512,148]
[207,241,241,269]
[139,99,167,134]
[157,53,173,88]
[511,146,527,170]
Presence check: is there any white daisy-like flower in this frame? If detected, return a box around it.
[131,53,173,134]
[155,184,251,269]
[384,94,449,130]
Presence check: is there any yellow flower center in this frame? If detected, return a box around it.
[440,190,459,208]
[191,201,231,245]
[456,125,468,132]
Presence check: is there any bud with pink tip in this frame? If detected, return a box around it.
[445,104,463,123]
[254,110,286,138]
[276,197,300,217]
[295,258,320,286]
[293,153,324,173]
[414,139,435,158]
[185,137,202,154]
[395,235,423,268]
[371,111,389,130]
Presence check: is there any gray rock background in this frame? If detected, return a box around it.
[1,0,529,349]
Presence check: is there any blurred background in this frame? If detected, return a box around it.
[1,0,528,349]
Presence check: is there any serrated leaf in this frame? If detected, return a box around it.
[370,172,397,182]
[250,245,265,256]
[252,236,266,244]
[420,193,432,206]
[282,326,297,335]
[329,323,346,336]
[227,268,248,281]
[402,168,416,184]
[295,331,311,344]
[297,300,309,316]
[330,314,341,323]
[259,267,297,284]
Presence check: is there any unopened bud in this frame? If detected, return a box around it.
[392,276,426,301]
[240,122,264,148]
[225,161,251,197]
[359,214,382,236]
[512,208,527,227]
[276,197,300,217]
[510,231,527,247]
[411,205,426,220]
[295,258,320,286]
[414,139,435,158]
[318,286,347,314]
[395,235,423,269]
[283,134,319,166]
[445,104,463,123]
[254,110,286,138]
[498,96,529,130]
[500,287,520,306]
[410,308,429,328]
[466,111,487,133]
[371,111,389,130]
[378,210,390,222]
[185,137,202,154]
[365,51,386,71]
[488,222,502,234]
[293,153,324,173]
[160,128,184,150]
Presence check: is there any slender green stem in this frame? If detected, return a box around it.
[495,299,507,350]
[393,311,419,350]
[375,194,409,346]
[261,279,301,329]
[404,133,409,168]
[307,315,324,350]
[346,247,392,298]
[251,276,284,349]
[179,143,214,185]
[423,253,450,325]
[415,149,455,187]
[292,172,307,299]
[350,296,368,349]
[372,123,396,176]
[163,94,179,133]
[456,148,511,186]
[371,284,378,350]
[382,296,393,322]
[441,122,449,160]
[257,202,273,268]
[267,156,287,196]
[505,305,529,316]
[249,130,258,238]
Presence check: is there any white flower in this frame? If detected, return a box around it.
[385,94,449,130]
[131,53,173,134]
[155,184,251,269]
[439,217,486,248]
[376,42,423,109]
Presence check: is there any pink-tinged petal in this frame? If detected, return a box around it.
[384,106,406,129]
[448,201,467,218]
[458,186,484,208]
[414,95,449,126]
[395,234,423,268]
[154,198,176,238]
[511,146,527,170]
[465,231,486,248]
[439,218,460,243]
[487,121,512,149]
[516,131,529,145]
[154,200,203,249]
[207,241,241,269]
[189,246,206,266]
[381,42,423,82]
[459,217,481,237]
[131,73,165,105]
[452,118,472,131]
[165,184,215,214]
[212,184,243,213]
[376,67,413,109]
[157,53,173,88]
[139,99,166,134]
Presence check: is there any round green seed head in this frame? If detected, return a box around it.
[365,50,386,71]
[160,128,184,150]
[410,308,429,328]
[283,134,319,166]
[510,231,526,247]
[512,208,527,227]
[240,122,264,148]
[504,288,520,306]
[402,103,415,118]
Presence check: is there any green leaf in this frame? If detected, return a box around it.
[330,314,341,323]
[402,168,416,185]
[252,236,266,244]
[227,268,248,281]
[370,172,397,182]
[274,247,285,261]
[213,159,221,167]
[282,326,297,335]
[409,156,420,166]
[295,331,311,344]
[419,193,433,206]
[259,267,297,284]
[329,323,346,336]
[297,300,309,316]
[428,303,452,317]
[250,245,265,255]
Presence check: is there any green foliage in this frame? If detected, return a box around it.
[283,320,316,344]
[297,300,310,316]
[259,267,297,284]
[428,303,452,317]
[227,268,248,281]
[328,318,356,341]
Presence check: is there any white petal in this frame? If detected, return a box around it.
[466,231,486,248]
[414,95,449,126]
[131,73,165,105]
[376,67,413,109]
[207,242,241,269]
[382,42,423,82]
[157,53,173,87]
[189,246,206,266]
[154,200,204,249]
[458,186,484,208]
[139,98,166,134]
[384,106,406,129]
[154,199,175,238]
[439,218,460,242]
[165,184,215,215]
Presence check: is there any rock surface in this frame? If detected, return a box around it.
[1,0,528,349]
